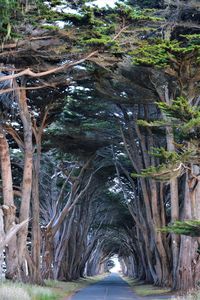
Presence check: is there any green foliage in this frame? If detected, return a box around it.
[160,220,200,237]
[35,2,161,53]
[158,97,200,139]
[135,97,200,181]
[130,40,177,67]
[141,100,199,141]
[180,34,200,46]
[0,0,48,41]
[127,0,165,9]
[41,24,60,31]
[157,97,200,122]
[117,3,163,21]
[130,38,200,67]
[0,0,19,40]
[83,36,116,48]
[137,119,167,127]
[149,147,180,162]
[132,162,183,181]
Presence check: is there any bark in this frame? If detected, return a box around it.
[0,207,28,280]
[164,86,180,287]
[174,170,200,291]
[17,88,33,280]
[120,105,171,286]
[31,158,42,283]
[41,160,95,279]
[0,127,19,279]
[0,208,5,279]
[31,109,48,284]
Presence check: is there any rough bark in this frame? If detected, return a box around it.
[0,208,5,279]
[17,88,33,280]
[0,127,19,279]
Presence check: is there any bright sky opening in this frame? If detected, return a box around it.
[93,0,117,7]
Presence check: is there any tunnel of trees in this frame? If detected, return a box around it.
[0,0,200,293]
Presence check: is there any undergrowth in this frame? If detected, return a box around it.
[0,274,107,300]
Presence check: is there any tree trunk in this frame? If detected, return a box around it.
[165,124,180,288]
[42,227,54,279]
[17,88,33,281]
[174,170,200,290]
[0,127,19,279]
[31,156,42,283]
[0,208,5,280]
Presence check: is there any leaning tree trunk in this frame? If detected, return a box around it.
[0,127,19,279]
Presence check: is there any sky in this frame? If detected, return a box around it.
[93,0,117,7]
[51,0,118,28]
[110,255,122,273]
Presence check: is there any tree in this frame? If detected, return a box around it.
[132,31,200,289]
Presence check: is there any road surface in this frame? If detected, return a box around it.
[69,273,173,300]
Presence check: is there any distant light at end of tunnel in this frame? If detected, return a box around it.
[110,255,122,273]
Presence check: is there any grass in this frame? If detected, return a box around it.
[172,292,200,299]
[125,277,200,299]
[0,282,58,300]
[0,274,107,300]
[124,277,172,299]
[0,285,31,300]
[45,274,107,299]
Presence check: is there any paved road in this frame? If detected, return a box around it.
[69,273,173,300]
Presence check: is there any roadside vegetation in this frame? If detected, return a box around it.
[125,277,172,298]
[0,275,106,300]
[126,277,200,299]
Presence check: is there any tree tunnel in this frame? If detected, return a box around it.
[0,0,200,293]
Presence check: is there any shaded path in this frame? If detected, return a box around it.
[69,274,174,300]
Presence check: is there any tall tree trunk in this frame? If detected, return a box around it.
[0,208,5,279]
[0,127,19,279]
[17,88,33,281]
[174,173,193,290]
[31,156,42,283]
[31,108,49,283]
[165,108,180,288]
[174,170,200,290]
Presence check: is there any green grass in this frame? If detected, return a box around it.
[134,284,171,296]
[124,277,172,299]
[0,282,58,300]
[0,274,107,300]
[124,277,200,299]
